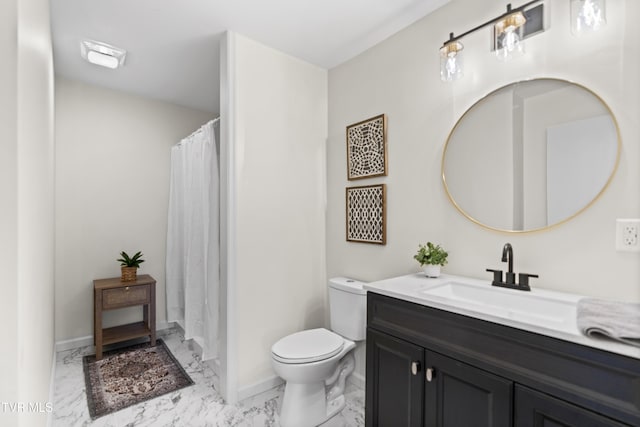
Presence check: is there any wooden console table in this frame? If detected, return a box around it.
[93,274,156,360]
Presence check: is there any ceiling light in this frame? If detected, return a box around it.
[570,0,606,35]
[80,40,127,69]
[494,7,526,60]
[440,34,464,82]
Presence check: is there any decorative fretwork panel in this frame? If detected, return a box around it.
[347,114,387,180]
[346,184,386,245]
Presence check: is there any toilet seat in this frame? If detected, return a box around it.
[272,328,344,364]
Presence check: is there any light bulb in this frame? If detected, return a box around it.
[440,40,464,82]
[446,55,458,75]
[496,27,524,60]
[494,11,526,61]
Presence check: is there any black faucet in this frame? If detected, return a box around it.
[486,243,538,291]
[502,243,515,285]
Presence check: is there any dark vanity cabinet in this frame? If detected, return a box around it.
[424,350,512,427]
[367,329,511,427]
[367,329,424,426]
[365,292,640,427]
[514,386,628,427]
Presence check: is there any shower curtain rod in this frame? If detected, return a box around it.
[177,117,220,146]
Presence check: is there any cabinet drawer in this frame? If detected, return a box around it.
[515,385,629,427]
[102,285,150,309]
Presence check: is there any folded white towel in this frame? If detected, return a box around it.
[577,298,640,348]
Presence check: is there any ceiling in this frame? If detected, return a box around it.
[51,0,449,113]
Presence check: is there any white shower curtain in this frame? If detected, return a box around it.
[166,120,219,361]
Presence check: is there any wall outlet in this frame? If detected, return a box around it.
[616,219,640,252]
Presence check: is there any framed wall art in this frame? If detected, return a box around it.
[346,114,387,180]
[346,184,386,245]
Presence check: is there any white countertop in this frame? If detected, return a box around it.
[364,273,640,360]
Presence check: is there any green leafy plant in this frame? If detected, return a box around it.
[414,242,448,266]
[117,251,145,268]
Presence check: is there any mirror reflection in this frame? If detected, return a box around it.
[442,78,619,232]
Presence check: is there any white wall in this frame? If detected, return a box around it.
[0,0,55,425]
[328,0,640,376]
[55,79,212,341]
[225,32,328,393]
[218,31,235,402]
[0,2,19,424]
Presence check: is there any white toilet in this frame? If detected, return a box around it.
[271,277,367,427]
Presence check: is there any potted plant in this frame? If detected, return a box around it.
[117,251,145,282]
[414,242,448,278]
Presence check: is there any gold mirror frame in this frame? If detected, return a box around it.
[442,78,621,233]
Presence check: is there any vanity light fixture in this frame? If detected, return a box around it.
[570,0,606,35]
[494,5,527,60]
[439,0,543,82]
[80,40,127,69]
[440,34,464,82]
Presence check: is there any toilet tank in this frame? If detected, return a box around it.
[329,277,367,341]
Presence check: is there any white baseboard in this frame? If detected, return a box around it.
[54,321,175,352]
[347,371,365,390]
[55,334,93,352]
[236,371,363,403]
[237,375,284,402]
[205,356,221,376]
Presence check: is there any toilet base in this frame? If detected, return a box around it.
[279,354,355,427]
[279,382,347,427]
[280,382,326,427]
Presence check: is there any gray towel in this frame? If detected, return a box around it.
[577,298,640,347]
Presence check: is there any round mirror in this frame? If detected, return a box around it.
[442,78,620,233]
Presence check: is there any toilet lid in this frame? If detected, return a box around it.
[271,328,344,364]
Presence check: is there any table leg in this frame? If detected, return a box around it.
[94,289,103,360]
[143,303,149,328]
[150,283,156,346]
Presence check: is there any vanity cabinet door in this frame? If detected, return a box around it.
[366,328,424,427]
[514,385,629,427]
[424,350,513,427]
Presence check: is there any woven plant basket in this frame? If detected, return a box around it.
[121,267,138,282]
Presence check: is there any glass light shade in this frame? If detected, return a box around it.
[440,40,464,82]
[571,0,606,35]
[494,12,526,61]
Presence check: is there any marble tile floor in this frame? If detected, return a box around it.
[52,328,365,427]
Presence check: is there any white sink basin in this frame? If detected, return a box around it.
[364,273,640,360]
[420,281,577,332]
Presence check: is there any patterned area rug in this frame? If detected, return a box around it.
[83,339,194,419]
